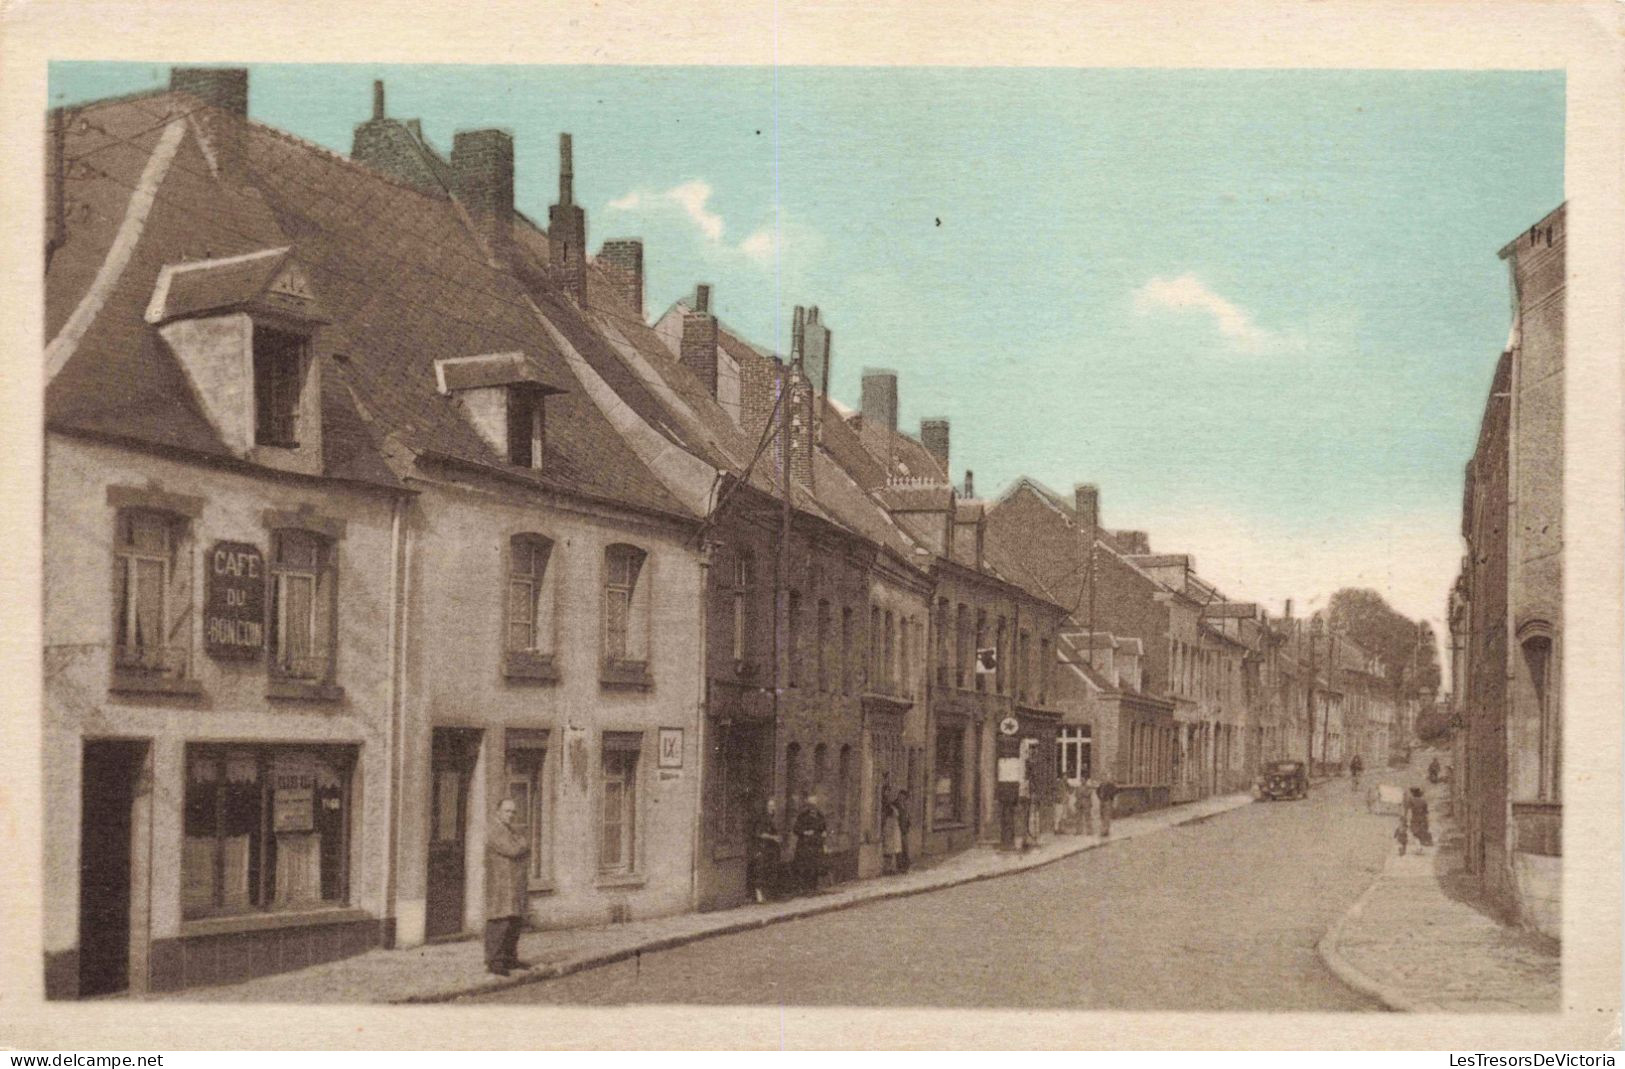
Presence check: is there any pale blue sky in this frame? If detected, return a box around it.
[51,64,1563,631]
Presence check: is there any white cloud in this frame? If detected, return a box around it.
[607,180,723,241]
[665,180,725,242]
[1132,273,1289,353]
[738,228,775,264]
[606,184,808,268]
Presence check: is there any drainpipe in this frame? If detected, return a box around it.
[691,537,713,911]
[383,493,410,945]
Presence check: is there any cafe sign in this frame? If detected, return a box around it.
[205,540,266,659]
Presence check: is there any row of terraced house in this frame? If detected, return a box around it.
[43,68,1411,998]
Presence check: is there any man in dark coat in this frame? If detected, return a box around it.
[792,792,828,895]
[485,797,531,975]
[894,789,913,874]
[1096,777,1119,838]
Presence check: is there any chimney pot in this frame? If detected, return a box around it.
[860,369,898,434]
[963,470,975,499]
[920,418,950,476]
[170,67,248,116]
[451,128,515,255]
[170,67,248,178]
[1075,483,1100,532]
[547,132,587,300]
[680,286,719,398]
[598,240,644,318]
[372,80,385,121]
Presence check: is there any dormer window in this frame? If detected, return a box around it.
[147,247,329,473]
[507,386,544,469]
[434,353,566,471]
[254,325,308,447]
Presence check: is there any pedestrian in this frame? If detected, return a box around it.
[1394,811,1409,855]
[1096,776,1118,838]
[1053,777,1071,835]
[894,789,912,873]
[1427,757,1442,784]
[1406,787,1433,852]
[792,792,828,894]
[746,793,781,903]
[1350,753,1364,791]
[485,796,531,976]
[1078,775,1096,836]
[880,786,902,875]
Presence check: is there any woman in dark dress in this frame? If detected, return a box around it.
[792,792,828,894]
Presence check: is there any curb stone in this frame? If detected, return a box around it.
[1315,860,1418,1013]
[408,792,1256,1004]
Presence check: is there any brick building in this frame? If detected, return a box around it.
[1452,205,1563,939]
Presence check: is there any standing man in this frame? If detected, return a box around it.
[894,789,913,873]
[1096,776,1119,839]
[485,796,531,976]
[792,792,829,895]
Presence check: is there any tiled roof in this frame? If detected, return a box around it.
[46,92,692,512]
[1202,601,1261,619]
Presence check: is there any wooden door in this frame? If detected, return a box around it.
[78,740,144,997]
[426,729,479,939]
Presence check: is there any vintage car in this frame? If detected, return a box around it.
[1258,759,1309,801]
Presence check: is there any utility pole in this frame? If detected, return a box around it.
[773,309,802,814]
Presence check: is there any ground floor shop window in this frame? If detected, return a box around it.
[182,744,353,920]
[933,723,965,823]
[505,731,550,883]
[1057,725,1091,781]
[599,733,641,875]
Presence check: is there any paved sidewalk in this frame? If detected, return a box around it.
[155,790,1254,1004]
[1318,807,1560,1013]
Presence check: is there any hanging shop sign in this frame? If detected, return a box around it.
[205,541,266,659]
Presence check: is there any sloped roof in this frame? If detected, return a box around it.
[44,93,397,490]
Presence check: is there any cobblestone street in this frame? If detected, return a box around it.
[475,782,1397,1009]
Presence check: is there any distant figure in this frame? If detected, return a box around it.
[485,797,531,976]
[1427,757,1443,784]
[1406,787,1433,852]
[894,789,913,873]
[1078,776,1097,836]
[880,786,903,874]
[1349,754,1364,790]
[1096,777,1119,838]
[792,793,828,894]
[746,794,780,903]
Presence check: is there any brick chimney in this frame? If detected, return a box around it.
[1075,483,1100,533]
[350,80,442,195]
[598,239,643,318]
[861,369,898,433]
[1114,529,1150,555]
[548,133,587,302]
[802,306,832,396]
[963,470,975,498]
[786,306,816,491]
[170,67,247,179]
[679,285,719,397]
[920,419,950,476]
[450,128,514,258]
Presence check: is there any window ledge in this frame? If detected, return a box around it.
[600,660,653,689]
[931,820,971,831]
[179,905,369,939]
[594,872,647,890]
[109,673,204,697]
[526,879,557,895]
[267,679,345,702]
[504,652,560,684]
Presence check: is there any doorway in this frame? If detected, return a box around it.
[426,728,481,940]
[78,739,146,997]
